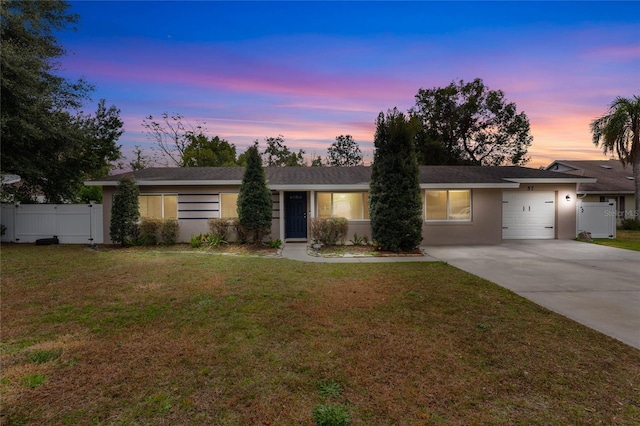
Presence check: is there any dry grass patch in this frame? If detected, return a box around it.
[1,245,639,425]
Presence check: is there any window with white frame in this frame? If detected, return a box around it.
[317,192,369,220]
[425,190,471,221]
[139,194,178,219]
[220,193,239,218]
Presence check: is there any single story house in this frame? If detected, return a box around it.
[87,165,596,245]
[546,160,636,222]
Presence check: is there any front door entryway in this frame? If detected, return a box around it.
[285,192,307,239]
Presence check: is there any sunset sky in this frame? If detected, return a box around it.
[57,1,639,168]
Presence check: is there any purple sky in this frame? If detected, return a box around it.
[58,1,640,168]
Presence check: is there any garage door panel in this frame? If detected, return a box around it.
[503,192,555,239]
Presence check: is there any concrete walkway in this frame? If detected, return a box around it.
[281,240,640,350]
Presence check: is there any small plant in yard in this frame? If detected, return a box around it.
[317,381,342,398]
[349,232,368,246]
[206,234,227,247]
[269,238,282,249]
[20,374,47,388]
[190,234,202,248]
[26,350,60,364]
[312,404,351,426]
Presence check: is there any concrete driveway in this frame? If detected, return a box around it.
[424,240,640,350]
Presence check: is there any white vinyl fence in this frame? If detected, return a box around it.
[0,203,103,244]
[577,199,616,239]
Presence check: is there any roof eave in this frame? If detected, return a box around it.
[421,183,520,189]
[270,184,370,191]
[578,190,635,195]
[85,180,244,187]
[505,178,597,184]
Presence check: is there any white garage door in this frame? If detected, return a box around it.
[502,192,555,239]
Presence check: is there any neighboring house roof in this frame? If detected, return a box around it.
[546,160,635,194]
[87,165,594,190]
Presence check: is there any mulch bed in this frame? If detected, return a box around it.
[309,244,424,258]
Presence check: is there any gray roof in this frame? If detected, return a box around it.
[88,165,594,188]
[546,160,635,193]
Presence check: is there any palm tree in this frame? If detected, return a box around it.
[591,95,640,222]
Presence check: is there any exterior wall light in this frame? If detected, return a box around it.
[565,195,572,202]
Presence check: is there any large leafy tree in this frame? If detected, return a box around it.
[182,134,237,167]
[327,134,363,166]
[591,95,640,221]
[237,144,273,243]
[369,108,423,252]
[1,0,123,203]
[411,78,532,166]
[263,135,305,167]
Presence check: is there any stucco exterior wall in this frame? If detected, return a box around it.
[102,184,280,244]
[422,188,503,245]
[100,181,582,245]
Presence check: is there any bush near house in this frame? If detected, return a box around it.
[138,218,180,246]
[310,217,349,246]
[160,219,180,245]
[139,218,162,245]
[620,218,640,230]
[207,218,232,240]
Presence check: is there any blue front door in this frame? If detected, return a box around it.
[285,192,307,239]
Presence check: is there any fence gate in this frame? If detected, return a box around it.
[577,200,616,239]
[0,204,103,244]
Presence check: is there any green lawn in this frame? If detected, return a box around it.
[1,245,639,425]
[592,229,640,252]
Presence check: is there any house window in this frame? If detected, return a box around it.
[425,190,471,221]
[220,193,239,218]
[317,192,369,220]
[139,194,178,219]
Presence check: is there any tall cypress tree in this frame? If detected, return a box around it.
[237,144,273,243]
[369,109,423,252]
[110,176,139,246]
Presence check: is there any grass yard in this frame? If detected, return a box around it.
[592,229,640,252]
[1,245,639,425]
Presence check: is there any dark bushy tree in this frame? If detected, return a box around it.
[237,144,273,243]
[1,1,123,202]
[182,134,237,167]
[369,109,423,252]
[263,135,305,167]
[327,135,363,166]
[110,176,139,246]
[411,78,532,166]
